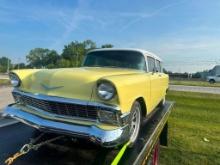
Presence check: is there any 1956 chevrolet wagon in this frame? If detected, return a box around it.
[3,48,168,147]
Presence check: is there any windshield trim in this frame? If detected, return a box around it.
[82,50,147,71]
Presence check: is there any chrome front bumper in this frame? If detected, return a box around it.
[3,104,130,147]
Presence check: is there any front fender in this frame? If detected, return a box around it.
[91,73,151,114]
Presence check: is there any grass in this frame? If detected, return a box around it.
[160,91,220,165]
[0,79,10,86]
[170,80,220,87]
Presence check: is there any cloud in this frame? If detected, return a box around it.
[0,0,95,53]
[118,0,188,32]
[159,39,220,52]
[153,37,220,72]
[49,0,94,50]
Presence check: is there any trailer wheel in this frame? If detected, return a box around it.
[128,101,141,147]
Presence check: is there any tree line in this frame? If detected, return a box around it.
[0,40,113,72]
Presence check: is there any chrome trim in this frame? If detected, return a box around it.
[12,89,128,126]
[26,104,98,123]
[13,89,120,111]
[41,83,64,90]
[3,105,130,147]
[9,73,21,87]
[96,80,116,101]
[120,112,130,118]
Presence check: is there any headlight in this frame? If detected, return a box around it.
[9,73,20,87]
[97,81,116,100]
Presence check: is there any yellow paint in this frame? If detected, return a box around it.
[11,67,168,128]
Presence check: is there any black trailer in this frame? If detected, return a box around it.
[0,101,173,165]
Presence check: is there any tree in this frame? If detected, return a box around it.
[26,48,60,68]
[13,63,26,69]
[61,40,96,67]
[84,39,96,50]
[101,44,114,48]
[44,50,61,68]
[57,59,72,68]
[0,56,11,73]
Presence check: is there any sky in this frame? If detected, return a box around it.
[0,0,220,73]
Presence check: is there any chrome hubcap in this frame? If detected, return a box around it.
[129,104,141,142]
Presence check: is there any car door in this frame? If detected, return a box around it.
[147,56,161,112]
[155,60,166,99]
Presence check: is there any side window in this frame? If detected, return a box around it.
[160,62,163,72]
[147,57,155,72]
[155,60,161,72]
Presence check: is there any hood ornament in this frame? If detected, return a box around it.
[41,83,64,90]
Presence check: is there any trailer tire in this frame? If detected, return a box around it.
[128,101,142,147]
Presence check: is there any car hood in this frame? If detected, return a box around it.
[14,67,142,101]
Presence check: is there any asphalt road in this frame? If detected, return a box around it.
[0,74,9,79]
[0,87,13,111]
[169,85,220,94]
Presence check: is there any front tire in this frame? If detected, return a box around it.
[128,101,142,147]
[209,79,215,84]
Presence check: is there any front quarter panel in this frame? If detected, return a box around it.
[91,73,151,114]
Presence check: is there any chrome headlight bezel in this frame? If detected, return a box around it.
[98,110,118,124]
[9,73,21,87]
[97,81,116,100]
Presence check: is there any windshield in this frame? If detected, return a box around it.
[83,50,146,70]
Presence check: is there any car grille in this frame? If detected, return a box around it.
[12,92,98,120]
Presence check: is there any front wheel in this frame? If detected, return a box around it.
[128,101,142,147]
[209,79,215,84]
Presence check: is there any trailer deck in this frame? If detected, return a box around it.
[0,101,173,165]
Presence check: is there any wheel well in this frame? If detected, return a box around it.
[136,97,147,117]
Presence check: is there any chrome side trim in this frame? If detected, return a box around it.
[3,105,130,147]
[13,89,120,111]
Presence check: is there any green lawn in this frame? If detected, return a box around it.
[0,79,10,86]
[170,80,220,87]
[160,91,220,165]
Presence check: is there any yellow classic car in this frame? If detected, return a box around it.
[3,48,168,147]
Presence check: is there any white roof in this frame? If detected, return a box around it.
[88,48,162,61]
